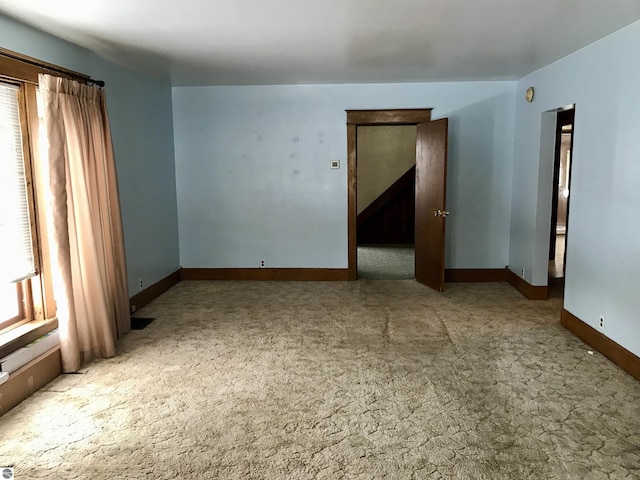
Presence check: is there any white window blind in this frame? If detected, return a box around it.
[0,82,36,283]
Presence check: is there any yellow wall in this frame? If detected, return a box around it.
[356,125,416,214]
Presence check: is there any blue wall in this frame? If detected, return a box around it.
[510,20,640,356]
[0,14,180,296]
[172,82,516,269]
[6,9,638,360]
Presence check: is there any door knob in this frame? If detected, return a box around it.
[434,209,450,217]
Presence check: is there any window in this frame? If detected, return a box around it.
[0,81,38,332]
[0,50,62,344]
[0,283,23,330]
[0,48,91,353]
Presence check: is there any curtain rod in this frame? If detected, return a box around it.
[0,47,105,87]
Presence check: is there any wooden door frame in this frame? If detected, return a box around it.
[346,109,432,280]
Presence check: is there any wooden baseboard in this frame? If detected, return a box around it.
[130,269,181,312]
[561,309,640,381]
[505,268,549,300]
[180,268,350,281]
[445,268,507,282]
[0,346,61,416]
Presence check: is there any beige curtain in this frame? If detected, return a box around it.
[39,74,130,373]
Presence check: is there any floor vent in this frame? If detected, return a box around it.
[131,317,155,330]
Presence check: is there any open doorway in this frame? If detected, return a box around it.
[346,109,449,291]
[549,108,574,287]
[356,125,416,279]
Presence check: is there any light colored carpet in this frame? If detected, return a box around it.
[357,245,414,279]
[1,281,640,479]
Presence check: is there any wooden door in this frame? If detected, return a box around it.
[415,119,448,291]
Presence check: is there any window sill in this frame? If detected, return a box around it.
[0,317,58,359]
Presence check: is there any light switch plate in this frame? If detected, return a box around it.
[330,160,340,169]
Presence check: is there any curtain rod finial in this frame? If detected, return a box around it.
[88,79,105,88]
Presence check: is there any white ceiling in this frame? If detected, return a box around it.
[1,0,640,86]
